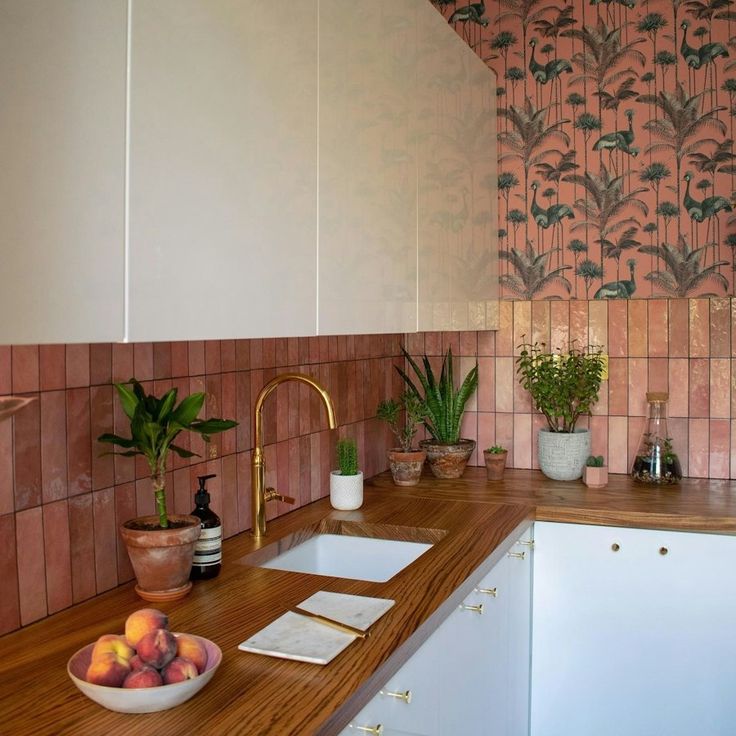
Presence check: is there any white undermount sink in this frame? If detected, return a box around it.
[258,533,434,582]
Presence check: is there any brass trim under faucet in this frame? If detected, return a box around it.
[251,373,337,538]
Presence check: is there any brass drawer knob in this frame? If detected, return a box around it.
[460,603,484,614]
[507,551,526,560]
[476,587,498,597]
[380,689,412,704]
[355,725,383,735]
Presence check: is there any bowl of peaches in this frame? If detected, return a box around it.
[67,608,222,713]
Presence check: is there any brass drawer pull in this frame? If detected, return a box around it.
[519,539,535,548]
[460,603,484,614]
[507,551,526,560]
[476,587,498,597]
[355,725,383,735]
[380,689,412,704]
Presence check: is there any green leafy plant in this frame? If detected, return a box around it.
[337,438,359,476]
[516,341,604,433]
[486,445,507,454]
[376,391,424,452]
[397,347,478,444]
[98,379,238,528]
[586,455,605,467]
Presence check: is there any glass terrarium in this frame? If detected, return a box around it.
[631,392,682,484]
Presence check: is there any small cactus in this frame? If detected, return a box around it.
[486,445,507,454]
[337,438,359,476]
[586,455,605,467]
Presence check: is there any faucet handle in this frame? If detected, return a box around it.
[264,488,296,505]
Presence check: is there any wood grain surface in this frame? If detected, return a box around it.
[2,468,735,735]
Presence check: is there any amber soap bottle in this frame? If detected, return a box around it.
[190,474,222,580]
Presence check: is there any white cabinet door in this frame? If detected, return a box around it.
[128,0,318,341]
[531,521,736,736]
[318,0,418,336]
[0,0,126,344]
[415,2,498,333]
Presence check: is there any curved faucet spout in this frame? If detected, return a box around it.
[251,373,337,538]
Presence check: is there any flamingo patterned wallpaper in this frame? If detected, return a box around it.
[433,0,736,300]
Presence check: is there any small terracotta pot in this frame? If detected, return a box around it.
[583,466,609,488]
[419,439,475,479]
[387,449,426,486]
[484,450,508,481]
[120,514,201,602]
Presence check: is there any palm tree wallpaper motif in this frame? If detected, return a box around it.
[433,0,736,299]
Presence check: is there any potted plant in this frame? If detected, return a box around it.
[484,445,508,481]
[583,455,608,488]
[330,437,363,510]
[376,392,426,486]
[398,347,478,479]
[516,341,604,481]
[99,379,237,601]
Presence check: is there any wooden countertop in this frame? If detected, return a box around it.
[2,469,735,736]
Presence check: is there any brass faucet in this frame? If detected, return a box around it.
[251,373,337,538]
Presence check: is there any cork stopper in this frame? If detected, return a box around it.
[646,391,668,403]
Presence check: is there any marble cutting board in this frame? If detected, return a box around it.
[238,591,395,665]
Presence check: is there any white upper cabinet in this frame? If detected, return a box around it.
[416,5,498,332]
[318,0,418,335]
[0,0,126,344]
[127,0,318,341]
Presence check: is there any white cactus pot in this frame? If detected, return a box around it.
[329,470,364,510]
[538,428,591,481]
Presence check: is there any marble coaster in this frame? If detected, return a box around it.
[238,592,395,665]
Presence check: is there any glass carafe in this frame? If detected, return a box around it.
[631,392,682,484]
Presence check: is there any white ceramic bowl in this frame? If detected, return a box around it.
[67,633,222,713]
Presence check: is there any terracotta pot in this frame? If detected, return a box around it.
[120,515,201,602]
[583,465,609,488]
[419,439,475,479]
[387,449,426,486]
[483,450,508,481]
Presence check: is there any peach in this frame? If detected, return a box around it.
[175,634,208,674]
[162,657,199,685]
[125,608,169,647]
[129,654,145,671]
[91,634,134,663]
[86,652,131,687]
[136,628,177,669]
[123,665,163,689]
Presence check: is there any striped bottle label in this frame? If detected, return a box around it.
[193,525,222,567]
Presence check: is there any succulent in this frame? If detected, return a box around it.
[337,438,359,476]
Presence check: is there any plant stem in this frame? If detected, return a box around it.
[152,467,168,528]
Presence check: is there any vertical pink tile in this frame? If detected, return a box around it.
[496,301,513,356]
[93,488,118,593]
[710,359,730,419]
[41,390,68,503]
[531,301,551,348]
[133,343,154,381]
[40,345,66,390]
[69,493,96,602]
[648,358,668,394]
[235,371,251,453]
[238,450,252,533]
[477,358,495,412]
[90,385,115,491]
[0,346,10,394]
[66,388,91,496]
[188,341,206,375]
[689,299,710,358]
[13,398,41,510]
[16,507,47,625]
[136,477,156,518]
[152,342,172,379]
[424,332,443,356]
[65,344,90,388]
[550,301,570,353]
[12,345,39,393]
[111,343,134,383]
[328,336,340,363]
[531,416,546,469]
[205,340,222,374]
[607,301,628,357]
[627,416,646,473]
[688,418,709,478]
[90,343,112,386]
[0,514,20,634]
[263,339,276,368]
[495,357,514,413]
[668,359,689,417]
[669,300,689,358]
[627,359,648,417]
[250,339,264,370]
[689,359,709,417]
[460,413,479,466]
[442,332,460,358]
[588,301,607,353]
[590,415,608,459]
[236,340,252,371]
[731,420,736,478]
[513,369,532,414]
[627,301,648,357]
[43,499,72,614]
[170,342,189,377]
[172,467,192,517]
[459,331,477,357]
[569,301,588,349]
[513,301,532,355]
[513,413,532,469]
[298,436,312,508]
[608,416,629,474]
[221,372,237,455]
[275,338,289,368]
[710,298,730,357]
[477,413,495,455]
[647,300,668,358]
[709,419,730,479]
[221,454,238,539]
[478,329,495,356]
[114,482,136,582]
[495,414,514,462]
[668,417,689,478]
[0,422,12,515]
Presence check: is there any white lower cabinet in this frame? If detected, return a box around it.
[531,521,736,736]
[341,527,533,736]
